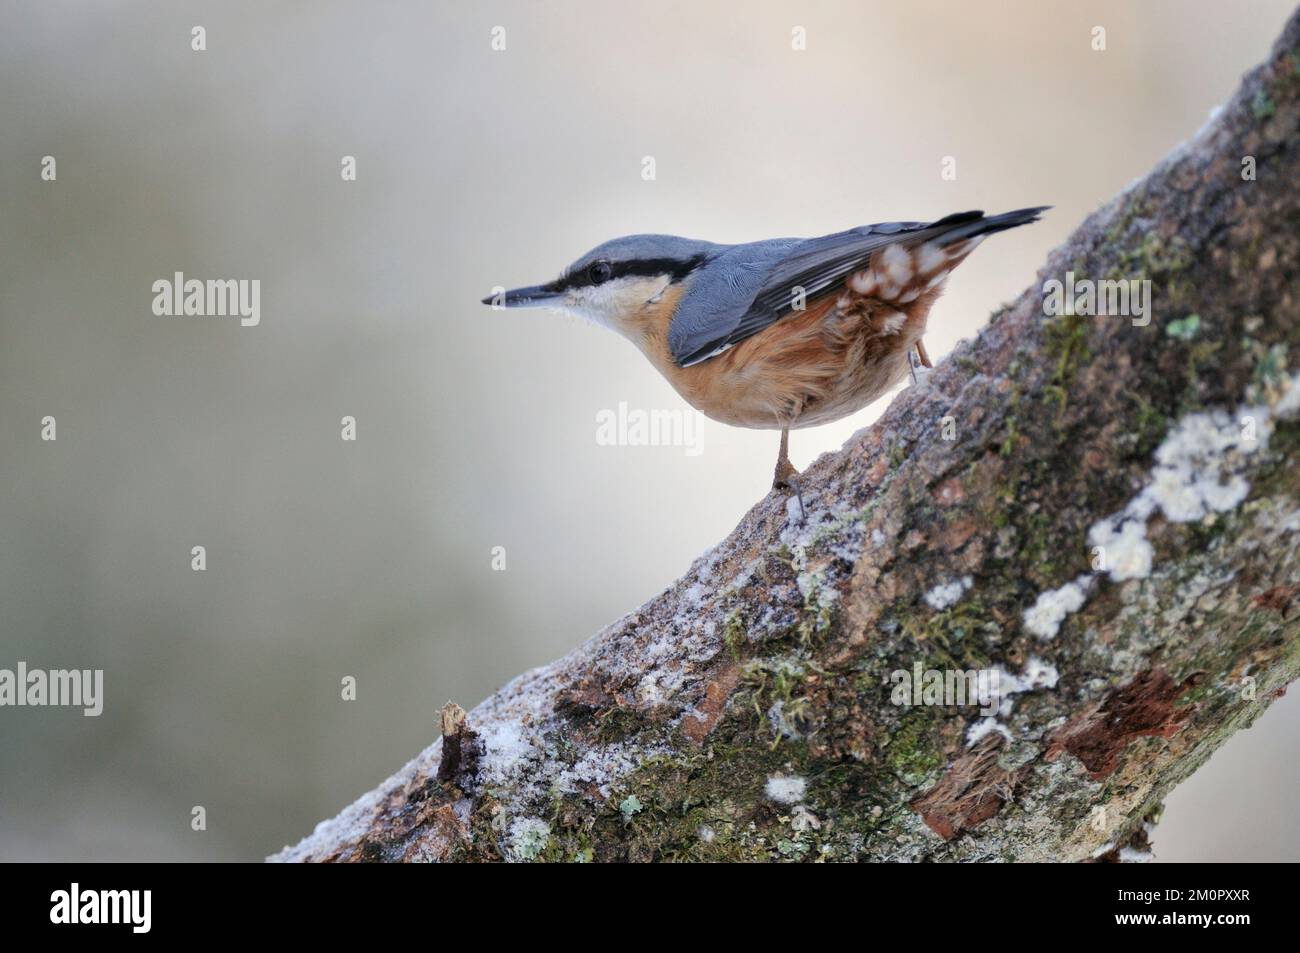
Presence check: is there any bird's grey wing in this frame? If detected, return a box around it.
[666,240,801,368]
[668,213,981,368]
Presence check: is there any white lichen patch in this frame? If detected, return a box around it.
[1022,575,1093,640]
[1088,517,1153,582]
[1083,387,1293,591]
[506,817,551,862]
[790,804,821,832]
[1089,840,1117,859]
[1275,372,1300,417]
[1117,846,1154,863]
[765,774,807,805]
[1138,407,1267,523]
[924,575,973,611]
[966,718,1012,745]
[965,656,1059,744]
[618,795,643,822]
[796,567,839,611]
[1016,372,1299,650]
[1005,656,1060,693]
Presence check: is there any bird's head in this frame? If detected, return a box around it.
[483,234,721,338]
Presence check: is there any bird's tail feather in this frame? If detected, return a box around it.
[930,206,1050,245]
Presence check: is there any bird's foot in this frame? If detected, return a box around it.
[772,457,799,491]
[908,347,934,388]
[772,461,806,523]
[916,338,933,368]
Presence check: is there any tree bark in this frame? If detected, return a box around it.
[271,10,1300,863]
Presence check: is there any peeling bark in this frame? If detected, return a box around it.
[271,11,1300,863]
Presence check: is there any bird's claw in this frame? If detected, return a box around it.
[788,475,806,524]
[773,468,806,524]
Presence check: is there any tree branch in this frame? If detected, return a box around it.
[272,10,1300,862]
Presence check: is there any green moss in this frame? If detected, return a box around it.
[596,704,650,745]
[1109,230,1193,282]
[1018,506,1061,581]
[1129,395,1170,459]
[775,837,807,858]
[881,711,944,786]
[1043,383,1069,419]
[589,701,912,862]
[1043,311,1092,417]
[1252,88,1276,120]
[1252,341,1288,393]
[597,739,811,861]
[1249,417,1300,498]
[893,595,996,672]
[790,566,838,647]
[998,411,1020,457]
[723,609,746,663]
[740,655,809,730]
[1186,339,1222,388]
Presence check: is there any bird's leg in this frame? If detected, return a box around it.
[909,339,932,385]
[772,428,798,488]
[772,427,806,522]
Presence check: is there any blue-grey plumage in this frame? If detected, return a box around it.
[668,208,1047,366]
[485,208,1047,498]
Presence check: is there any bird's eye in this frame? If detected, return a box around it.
[588,260,613,285]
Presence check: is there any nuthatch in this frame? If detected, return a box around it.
[485,208,1046,507]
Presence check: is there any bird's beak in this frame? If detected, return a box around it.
[481,284,563,309]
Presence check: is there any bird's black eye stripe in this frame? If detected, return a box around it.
[550,254,708,293]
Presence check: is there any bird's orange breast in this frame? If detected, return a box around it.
[626,282,941,431]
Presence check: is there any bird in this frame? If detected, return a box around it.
[483,207,1047,511]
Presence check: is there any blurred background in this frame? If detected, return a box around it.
[1,0,1296,861]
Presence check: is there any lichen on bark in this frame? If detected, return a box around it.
[271,11,1300,863]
